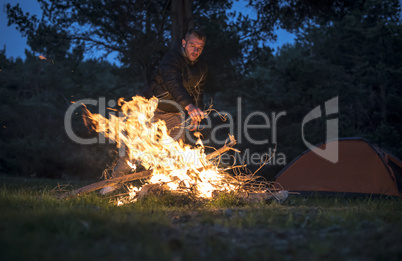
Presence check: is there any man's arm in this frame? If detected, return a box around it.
[159,53,193,109]
[159,52,206,130]
[189,63,207,130]
[185,104,205,131]
[194,73,206,109]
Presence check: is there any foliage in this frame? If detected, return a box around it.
[0,49,131,179]
[229,0,402,178]
[2,0,402,180]
[247,0,401,33]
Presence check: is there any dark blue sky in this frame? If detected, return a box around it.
[1,0,295,63]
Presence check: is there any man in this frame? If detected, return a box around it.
[100,29,208,194]
[146,28,208,142]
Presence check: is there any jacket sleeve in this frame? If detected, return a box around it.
[195,65,207,109]
[159,53,193,109]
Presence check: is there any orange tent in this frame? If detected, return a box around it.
[275,138,402,196]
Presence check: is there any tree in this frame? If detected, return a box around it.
[245,0,402,161]
[171,0,194,47]
[6,0,266,89]
[248,0,372,33]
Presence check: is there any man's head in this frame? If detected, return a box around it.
[182,29,206,62]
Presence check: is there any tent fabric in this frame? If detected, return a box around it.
[275,138,401,196]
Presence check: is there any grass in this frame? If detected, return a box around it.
[1,175,401,261]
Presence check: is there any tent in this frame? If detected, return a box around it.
[275,138,402,196]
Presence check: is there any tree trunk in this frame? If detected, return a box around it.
[171,0,194,48]
[184,0,194,34]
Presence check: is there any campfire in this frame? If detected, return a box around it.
[61,96,286,204]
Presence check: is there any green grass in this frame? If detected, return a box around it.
[1,175,401,261]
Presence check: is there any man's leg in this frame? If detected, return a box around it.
[153,109,185,143]
[112,155,132,178]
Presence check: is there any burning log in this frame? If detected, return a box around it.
[205,134,237,160]
[59,170,152,199]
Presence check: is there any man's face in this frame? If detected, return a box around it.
[182,34,205,62]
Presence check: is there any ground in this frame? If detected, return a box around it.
[0,175,401,261]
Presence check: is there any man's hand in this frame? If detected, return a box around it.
[185,104,205,131]
[189,119,199,131]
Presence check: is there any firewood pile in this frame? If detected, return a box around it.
[59,135,288,204]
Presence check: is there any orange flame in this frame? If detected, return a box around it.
[83,96,237,203]
[39,55,54,64]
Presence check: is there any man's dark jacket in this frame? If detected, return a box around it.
[145,46,207,113]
